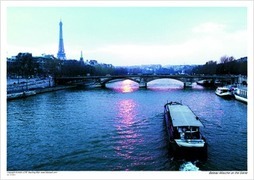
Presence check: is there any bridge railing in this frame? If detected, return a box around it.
[54,74,241,87]
[55,74,239,79]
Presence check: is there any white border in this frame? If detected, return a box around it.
[1,1,253,180]
[1,0,252,7]
[247,1,254,179]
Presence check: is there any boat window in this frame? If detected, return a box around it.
[191,127,199,132]
[184,131,200,139]
[193,132,200,139]
[185,132,192,139]
[180,132,185,139]
[178,127,183,133]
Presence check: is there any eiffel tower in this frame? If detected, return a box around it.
[57,20,66,60]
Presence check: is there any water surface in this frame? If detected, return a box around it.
[7,80,247,171]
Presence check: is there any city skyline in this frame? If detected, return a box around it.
[4,1,250,66]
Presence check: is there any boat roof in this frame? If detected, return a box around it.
[166,103,204,127]
[217,86,230,90]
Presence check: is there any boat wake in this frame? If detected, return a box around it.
[179,161,199,171]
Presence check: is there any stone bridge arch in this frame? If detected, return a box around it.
[100,77,140,88]
[141,76,196,88]
[145,77,185,84]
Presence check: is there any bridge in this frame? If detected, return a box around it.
[54,74,241,89]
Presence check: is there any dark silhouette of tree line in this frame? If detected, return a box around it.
[7,53,115,78]
[192,56,247,75]
[7,53,247,78]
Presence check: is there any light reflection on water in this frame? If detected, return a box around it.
[106,79,139,93]
[116,99,137,126]
[114,99,143,165]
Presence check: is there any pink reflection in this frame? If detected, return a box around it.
[148,86,183,91]
[192,82,205,90]
[109,80,139,93]
[117,99,136,125]
[114,99,142,160]
[147,79,184,91]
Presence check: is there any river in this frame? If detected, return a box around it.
[7,79,247,171]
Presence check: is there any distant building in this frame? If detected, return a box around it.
[40,54,56,59]
[80,51,84,63]
[57,20,66,60]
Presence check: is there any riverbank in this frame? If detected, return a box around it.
[7,77,76,100]
[35,85,76,94]
[7,77,54,93]
[7,85,76,101]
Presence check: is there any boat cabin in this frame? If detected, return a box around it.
[164,102,206,146]
[176,126,201,140]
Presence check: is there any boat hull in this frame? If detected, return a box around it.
[234,94,247,103]
[215,91,233,99]
[233,87,247,104]
[168,140,208,160]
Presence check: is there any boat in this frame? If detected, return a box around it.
[215,86,234,99]
[196,79,214,87]
[164,101,207,159]
[234,87,247,104]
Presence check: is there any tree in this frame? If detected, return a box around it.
[16,53,38,78]
[192,56,247,75]
[220,55,235,64]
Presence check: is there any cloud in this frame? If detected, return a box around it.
[6,44,57,57]
[192,22,226,34]
[86,28,247,66]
